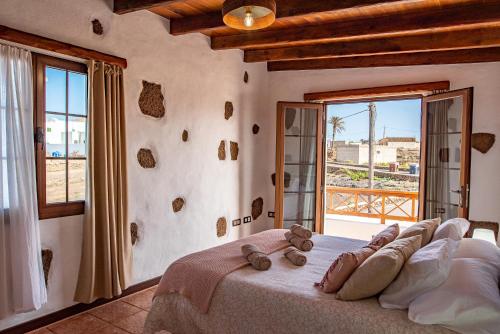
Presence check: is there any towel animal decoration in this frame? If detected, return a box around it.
[241,244,272,271]
[284,246,307,266]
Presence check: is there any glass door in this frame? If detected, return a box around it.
[420,88,473,221]
[275,102,325,233]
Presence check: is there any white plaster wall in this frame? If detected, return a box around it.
[268,62,500,244]
[0,0,273,329]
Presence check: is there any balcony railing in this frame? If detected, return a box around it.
[326,186,419,224]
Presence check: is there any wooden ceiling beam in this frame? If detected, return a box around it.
[267,47,500,71]
[114,0,178,14]
[0,25,127,68]
[212,1,500,50]
[170,0,403,35]
[245,26,500,62]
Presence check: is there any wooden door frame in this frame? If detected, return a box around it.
[419,88,473,219]
[275,102,325,233]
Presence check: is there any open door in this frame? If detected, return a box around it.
[275,102,325,233]
[419,88,473,221]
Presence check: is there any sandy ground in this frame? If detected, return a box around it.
[46,159,85,203]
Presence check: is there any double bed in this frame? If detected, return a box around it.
[144,233,454,334]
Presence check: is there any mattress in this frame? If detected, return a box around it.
[144,234,455,334]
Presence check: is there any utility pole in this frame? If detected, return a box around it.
[368,102,377,213]
[368,102,377,190]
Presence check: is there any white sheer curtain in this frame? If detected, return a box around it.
[0,44,47,319]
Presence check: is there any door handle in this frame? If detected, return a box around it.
[450,186,468,209]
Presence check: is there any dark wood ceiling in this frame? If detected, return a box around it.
[114,0,500,71]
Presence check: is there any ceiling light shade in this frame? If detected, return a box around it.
[222,0,276,31]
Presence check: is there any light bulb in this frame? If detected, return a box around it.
[244,10,255,28]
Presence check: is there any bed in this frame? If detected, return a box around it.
[144,233,455,334]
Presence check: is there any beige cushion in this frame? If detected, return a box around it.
[397,218,441,247]
[368,224,400,248]
[336,235,422,301]
[315,246,378,293]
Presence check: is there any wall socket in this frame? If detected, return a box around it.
[232,219,241,226]
[243,216,252,224]
[268,211,275,218]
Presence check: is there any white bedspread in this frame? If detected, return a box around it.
[145,234,455,334]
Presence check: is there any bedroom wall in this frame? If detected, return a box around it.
[267,62,500,245]
[0,0,274,329]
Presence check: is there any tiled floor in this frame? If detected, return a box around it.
[28,286,157,334]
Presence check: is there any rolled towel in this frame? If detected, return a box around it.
[241,244,272,271]
[291,224,312,239]
[285,231,314,252]
[284,246,307,266]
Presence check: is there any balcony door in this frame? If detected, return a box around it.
[420,88,473,221]
[275,102,325,233]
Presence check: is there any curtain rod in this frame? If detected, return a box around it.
[0,25,127,68]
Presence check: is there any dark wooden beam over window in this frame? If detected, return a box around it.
[268,47,500,71]
[304,81,451,102]
[211,1,500,50]
[114,0,177,14]
[170,0,403,35]
[245,26,500,62]
[0,25,127,68]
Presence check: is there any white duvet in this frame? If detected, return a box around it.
[144,235,454,334]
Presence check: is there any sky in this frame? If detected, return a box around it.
[326,99,421,142]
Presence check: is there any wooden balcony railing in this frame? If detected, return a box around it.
[326,186,419,224]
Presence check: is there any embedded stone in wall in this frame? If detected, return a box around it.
[172,197,185,213]
[225,102,234,120]
[216,217,227,237]
[252,197,264,220]
[130,222,139,246]
[271,172,291,188]
[230,141,239,160]
[285,108,296,129]
[252,124,260,135]
[182,130,189,142]
[92,19,103,35]
[137,148,156,168]
[244,71,249,83]
[42,249,53,287]
[218,140,226,160]
[139,80,165,119]
[472,133,495,154]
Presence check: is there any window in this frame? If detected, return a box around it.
[34,55,88,219]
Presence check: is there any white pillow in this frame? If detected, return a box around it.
[432,218,470,242]
[379,238,459,309]
[454,238,500,267]
[409,258,500,334]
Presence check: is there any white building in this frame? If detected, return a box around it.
[336,143,397,164]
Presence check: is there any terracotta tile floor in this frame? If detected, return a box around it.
[28,286,157,334]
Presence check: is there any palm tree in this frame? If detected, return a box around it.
[328,116,345,144]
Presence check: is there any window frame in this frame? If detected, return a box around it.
[33,54,88,220]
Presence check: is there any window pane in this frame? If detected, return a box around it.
[68,159,85,201]
[69,72,87,116]
[46,159,66,203]
[46,113,66,158]
[45,67,66,113]
[68,116,86,158]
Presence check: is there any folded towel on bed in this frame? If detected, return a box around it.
[284,246,307,266]
[285,231,314,251]
[290,224,313,239]
[154,229,289,313]
[242,244,272,271]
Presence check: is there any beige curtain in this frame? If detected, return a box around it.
[74,61,132,303]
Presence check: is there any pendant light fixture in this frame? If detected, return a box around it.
[222,0,276,31]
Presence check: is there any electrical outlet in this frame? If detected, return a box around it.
[268,211,275,218]
[232,219,241,227]
[243,216,252,224]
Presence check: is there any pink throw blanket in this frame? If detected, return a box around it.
[154,229,289,313]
